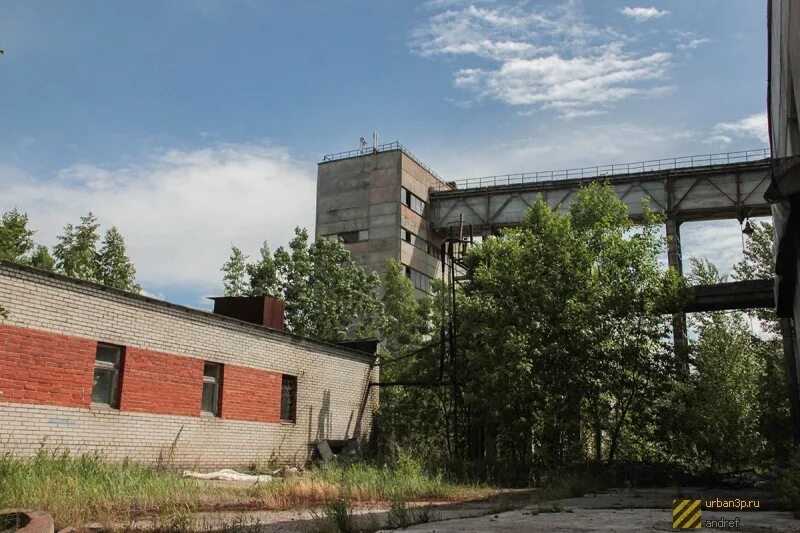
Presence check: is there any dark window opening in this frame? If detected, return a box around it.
[281,374,297,422]
[401,227,441,260]
[405,265,432,293]
[401,187,426,215]
[93,344,123,408]
[202,362,221,416]
[325,230,369,244]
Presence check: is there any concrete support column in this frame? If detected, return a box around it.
[665,217,683,275]
[781,318,800,447]
[666,217,689,363]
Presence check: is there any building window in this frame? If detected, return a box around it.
[405,265,432,293]
[202,362,221,416]
[401,228,440,260]
[93,344,123,407]
[281,374,297,423]
[401,187,426,215]
[325,230,369,244]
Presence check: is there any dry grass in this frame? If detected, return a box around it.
[0,450,488,530]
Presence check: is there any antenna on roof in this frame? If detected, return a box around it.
[372,131,379,153]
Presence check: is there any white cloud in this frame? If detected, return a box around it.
[0,143,316,297]
[411,2,674,117]
[711,112,769,145]
[453,47,671,112]
[678,37,710,50]
[141,288,166,300]
[620,6,669,22]
[431,121,698,181]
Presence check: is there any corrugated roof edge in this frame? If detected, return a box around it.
[0,260,378,364]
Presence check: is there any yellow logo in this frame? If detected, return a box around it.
[673,499,702,528]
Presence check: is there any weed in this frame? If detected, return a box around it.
[387,497,409,529]
[537,502,566,513]
[777,452,800,518]
[217,513,263,533]
[0,450,487,530]
[536,472,604,501]
[411,504,436,524]
[322,498,354,533]
[0,449,203,528]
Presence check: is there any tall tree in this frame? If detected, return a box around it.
[221,246,249,297]
[381,259,430,353]
[275,228,314,335]
[673,258,763,472]
[0,208,35,262]
[97,227,140,292]
[222,227,384,341]
[53,213,101,282]
[302,235,383,340]
[373,260,445,465]
[733,221,794,465]
[246,242,280,298]
[734,220,779,333]
[459,183,685,479]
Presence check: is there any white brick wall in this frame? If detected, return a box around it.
[0,262,379,467]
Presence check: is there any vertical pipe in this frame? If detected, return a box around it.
[440,240,447,381]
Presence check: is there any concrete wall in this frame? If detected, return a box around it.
[316,148,447,293]
[0,262,378,468]
[769,0,800,386]
[316,151,403,278]
[400,153,446,290]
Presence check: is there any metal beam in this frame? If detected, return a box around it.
[683,279,775,313]
[430,160,771,232]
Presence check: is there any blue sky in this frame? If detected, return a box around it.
[0,0,770,306]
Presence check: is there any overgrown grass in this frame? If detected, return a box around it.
[0,450,206,526]
[0,450,487,529]
[239,452,485,511]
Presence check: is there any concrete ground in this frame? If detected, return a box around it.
[389,488,800,533]
[118,489,536,532]
[113,487,800,532]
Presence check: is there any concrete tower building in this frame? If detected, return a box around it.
[315,143,446,293]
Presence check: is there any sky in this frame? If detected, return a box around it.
[0,0,771,307]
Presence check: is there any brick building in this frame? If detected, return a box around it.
[0,261,378,468]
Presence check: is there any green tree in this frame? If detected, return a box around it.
[53,213,101,282]
[275,228,313,333]
[302,235,382,340]
[97,227,140,292]
[381,259,430,353]
[374,260,446,466]
[221,246,249,297]
[222,227,383,341]
[246,242,280,297]
[733,221,793,466]
[0,208,35,262]
[734,220,779,333]
[673,258,763,472]
[30,245,56,271]
[458,183,685,479]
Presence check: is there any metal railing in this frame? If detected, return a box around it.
[321,141,447,184]
[433,148,771,191]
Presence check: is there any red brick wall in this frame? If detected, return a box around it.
[220,364,282,423]
[119,347,204,417]
[0,324,285,423]
[0,324,95,408]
